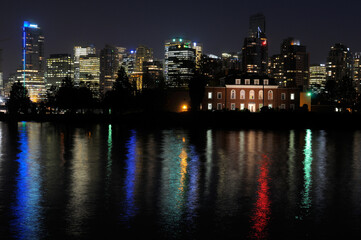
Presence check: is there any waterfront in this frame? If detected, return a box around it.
[0,122,360,239]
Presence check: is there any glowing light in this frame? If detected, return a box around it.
[262,40,267,46]
[307,92,312,97]
[182,105,188,112]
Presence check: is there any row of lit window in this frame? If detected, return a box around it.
[208,91,295,100]
[207,103,295,111]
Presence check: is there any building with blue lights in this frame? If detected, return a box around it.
[20,21,46,102]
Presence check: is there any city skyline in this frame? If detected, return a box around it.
[1,0,361,78]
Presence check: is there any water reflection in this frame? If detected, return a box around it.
[121,130,138,221]
[105,124,112,201]
[11,122,44,239]
[250,154,271,239]
[297,129,313,220]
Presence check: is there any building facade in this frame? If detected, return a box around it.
[326,43,353,83]
[20,21,46,102]
[202,77,300,112]
[309,64,326,94]
[353,52,361,92]
[242,14,268,76]
[100,45,120,94]
[46,54,74,88]
[79,54,100,92]
[74,45,96,84]
[164,38,201,87]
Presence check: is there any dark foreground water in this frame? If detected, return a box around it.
[0,122,361,239]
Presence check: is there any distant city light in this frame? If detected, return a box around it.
[23,21,38,28]
[181,104,188,112]
[307,92,312,96]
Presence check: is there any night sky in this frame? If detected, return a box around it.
[1,0,360,77]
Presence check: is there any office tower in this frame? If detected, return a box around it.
[354,52,361,92]
[121,50,136,75]
[221,52,242,74]
[100,45,120,94]
[20,21,46,102]
[79,54,100,92]
[249,13,266,38]
[74,45,96,84]
[142,59,164,89]
[326,43,353,84]
[268,54,284,85]
[46,54,74,88]
[135,45,153,72]
[242,14,268,76]
[164,38,200,87]
[280,38,310,90]
[309,64,327,93]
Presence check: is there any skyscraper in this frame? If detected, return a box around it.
[326,43,353,83]
[20,21,46,102]
[74,45,96,84]
[353,52,361,92]
[46,54,74,88]
[281,38,310,89]
[100,45,120,94]
[135,45,153,72]
[79,54,100,93]
[242,14,268,76]
[0,49,3,96]
[309,64,326,93]
[164,38,200,87]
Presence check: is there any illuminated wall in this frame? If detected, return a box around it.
[46,54,74,88]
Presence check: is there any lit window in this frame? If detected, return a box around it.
[231,103,236,110]
[235,79,241,84]
[208,103,212,110]
[240,90,245,99]
[249,90,255,99]
[268,90,273,100]
[264,79,269,85]
[290,93,295,100]
[254,79,259,85]
[259,90,263,100]
[231,90,236,99]
[240,103,245,110]
[245,79,250,85]
[208,92,212,99]
[268,104,273,108]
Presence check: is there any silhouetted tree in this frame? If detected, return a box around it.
[189,72,207,111]
[7,81,31,115]
[337,76,356,111]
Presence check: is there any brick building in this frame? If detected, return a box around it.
[202,77,301,112]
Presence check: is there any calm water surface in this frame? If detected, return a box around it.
[0,122,361,239]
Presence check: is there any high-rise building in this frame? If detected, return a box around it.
[142,59,164,89]
[268,54,284,84]
[74,45,96,84]
[135,45,153,72]
[242,14,268,76]
[46,54,74,88]
[100,45,120,94]
[326,43,353,83]
[249,13,266,38]
[280,38,310,90]
[79,54,100,92]
[353,52,361,92]
[121,50,136,75]
[20,21,46,102]
[309,64,327,94]
[164,38,199,87]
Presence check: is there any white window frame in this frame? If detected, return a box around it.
[208,103,212,110]
[231,103,236,110]
[290,93,295,100]
[235,79,241,85]
[281,93,286,100]
[245,79,250,85]
[264,79,269,85]
[208,92,212,99]
[240,103,245,110]
[231,90,236,99]
[249,90,255,100]
[254,79,259,85]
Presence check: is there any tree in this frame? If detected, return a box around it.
[336,76,356,111]
[7,81,31,115]
[189,71,207,111]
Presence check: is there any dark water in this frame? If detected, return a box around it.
[0,122,361,239]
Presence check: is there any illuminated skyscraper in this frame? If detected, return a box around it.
[46,54,74,88]
[0,49,3,95]
[164,38,200,87]
[281,38,309,89]
[353,52,361,92]
[326,43,353,83]
[74,45,96,84]
[135,45,153,72]
[309,64,326,93]
[242,14,268,76]
[100,45,120,94]
[79,54,100,92]
[20,21,46,102]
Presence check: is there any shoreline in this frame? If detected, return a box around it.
[0,111,360,130]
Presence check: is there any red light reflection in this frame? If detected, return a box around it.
[250,154,271,239]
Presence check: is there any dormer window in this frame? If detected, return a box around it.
[235,79,241,85]
[254,79,259,85]
[264,79,269,85]
[245,79,250,85]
